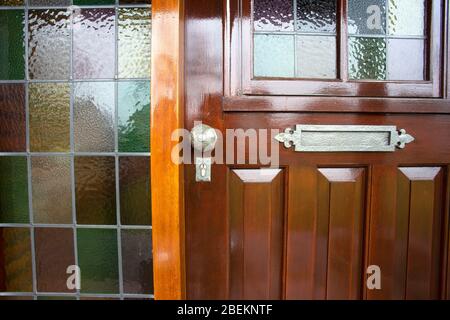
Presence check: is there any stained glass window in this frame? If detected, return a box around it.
[0,0,152,300]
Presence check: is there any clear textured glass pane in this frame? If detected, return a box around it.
[29,0,71,5]
[0,10,25,80]
[34,228,75,293]
[118,8,151,78]
[253,0,294,32]
[75,156,116,225]
[73,9,116,79]
[388,0,425,36]
[29,83,70,152]
[74,82,115,152]
[122,229,153,294]
[297,0,336,33]
[0,228,32,292]
[348,37,386,80]
[0,157,29,224]
[387,39,425,80]
[31,157,72,224]
[118,81,150,152]
[28,10,70,80]
[254,34,295,78]
[348,0,386,35]
[77,228,119,294]
[0,84,26,152]
[296,35,336,78]
[120,157,151,225]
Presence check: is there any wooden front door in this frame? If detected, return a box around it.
[180,0,450,300]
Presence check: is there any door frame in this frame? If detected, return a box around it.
[150,0,186,300]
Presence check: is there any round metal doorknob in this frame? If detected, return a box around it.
[190,124,218,152]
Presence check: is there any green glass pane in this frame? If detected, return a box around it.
[296,35,336,79]
[77,228,119,294]
[348,0,386,35]
[29,83,70,152]
[0,10,25,80]
[74,0,115,5]
[254,34,295,78]
[348,37,386,80]
[0,228,33,292]
[0,157,29,224]
[388,0,425,36]
[118,8,151,78]
[119,157,151,225]
[75,156,116,225]
[118,81,150,152]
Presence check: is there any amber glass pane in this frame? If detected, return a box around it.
[35,228,75,293]
[0,10,25,80]
[0,0,24,5]
[118,8,151,78]
[122,229,153,294]
[0,228,32,292]
[77,228,119,294]
[74,82,115,152]
[28,9,70,80]
[0,84,26,152]
[29,83,70,152]
[0,157,29,224]
[73,9,115,79]
[118,81,150,152]
[31,157,72,224]
[75,157,116,225]
[253,0,294,32]
[120,157,151,225]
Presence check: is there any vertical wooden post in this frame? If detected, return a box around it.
[151,0,185,300]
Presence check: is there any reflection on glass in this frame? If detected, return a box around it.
[31,157,72,224]
[118,81,150,152]
[28,9,70,80]
[118,8,152,78]
[388,0,425,36]
[348,37,386,80]
[29,83,70,152]
[74,82,115,152]
[0,157,29,224]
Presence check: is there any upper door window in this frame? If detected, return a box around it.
[229,0,443,97]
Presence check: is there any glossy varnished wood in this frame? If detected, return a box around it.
[150,0,186,300]
[229,169,284,299]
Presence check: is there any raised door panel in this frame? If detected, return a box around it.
[367,166,446,300]
[285,167,367,300]
[229,169,285,299]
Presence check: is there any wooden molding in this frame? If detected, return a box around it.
[151,0,186,300]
